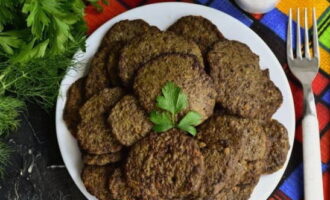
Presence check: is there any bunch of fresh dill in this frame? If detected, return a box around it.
[0,0,100,177]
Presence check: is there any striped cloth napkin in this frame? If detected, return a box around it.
[84,0,330,199]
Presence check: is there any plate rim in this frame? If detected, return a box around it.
[56,2,295,200]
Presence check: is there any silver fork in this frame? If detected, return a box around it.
[287,8,324,200]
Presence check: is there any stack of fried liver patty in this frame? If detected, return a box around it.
[207,40,282,119]
[63,16,289,200]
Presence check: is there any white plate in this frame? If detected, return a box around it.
[56,2,295,200]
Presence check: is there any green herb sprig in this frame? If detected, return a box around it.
[0,96,25,136]
[0,0,88,177]
[149,82,202,136]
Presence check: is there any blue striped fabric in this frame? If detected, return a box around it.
[196,0,253,26]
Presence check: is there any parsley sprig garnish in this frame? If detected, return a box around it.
[149,82,202,136]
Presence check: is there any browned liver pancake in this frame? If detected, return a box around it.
[79,87,124,122]
[108,95,152,146]
[77,88,124,154]
[208,40,282,119]
[126,129,205,199]
[262,119,289,174]
[63,77,85,137]
[197,114,267,199]
[109,168,141,200]
[168,15,225,55]
[119,31,204,86]
[77,119,122,154]
[81,165,114,200]
[197,115,247,198]
[84,47,111,99]
[208,40,260,69]
[133,53,216,123]
[198,145,242,198]
[103,20,160,86]
[82,151,123,166]
[215,177,260,200]
[102,19,160,46]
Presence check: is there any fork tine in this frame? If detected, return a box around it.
[304,8,310,59]
[287,9,293,59]
[313,7,320,58]
[296,8,302,58]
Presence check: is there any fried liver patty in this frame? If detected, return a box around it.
[119,31,204,86]
[106,41,124,86]
[197,114,268,199]
[63,77,85,137]
[126,129,205,199]
[102,19,160,46]
[77,88,124,154]
[82,151,123,166]
[196,115,248,197]
[85,47,111,99]
[168,15,225,55]
[208,40,259,68]
[108,95,152,146]
[109,168,141,200]
[215,177,260,200]
[103,20,160,86]
[79,87,124,122]
[208,40,283,119]
[81,165,114,200]
[133,53,216,123]
[262,119,289,174]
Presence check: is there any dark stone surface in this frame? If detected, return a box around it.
[0,103,86,200]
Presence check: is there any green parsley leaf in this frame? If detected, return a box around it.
[0,32,24,55]
[149,82,202,136]
[150,111,173,132]
[156,81,188,114]
[177,111,202,136]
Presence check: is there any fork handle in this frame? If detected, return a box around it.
[302,87,324,200]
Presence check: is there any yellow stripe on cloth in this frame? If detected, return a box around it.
[277,0,329,28]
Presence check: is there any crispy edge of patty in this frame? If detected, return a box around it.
[82,151,123,166]
[104,21,161,86]
[109,168,141,200]
[63,77,86,137]
[102,19,160,46]
[208,40,260,69]
[108,95,152,146]
[262,119,290,174]
[118,31,204,86]
[133,53,216,123]
[81,165,114,200]
[214,176,260,200]
[167,15,225,55]
[125,129,205,199]
[84,47,111,99]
